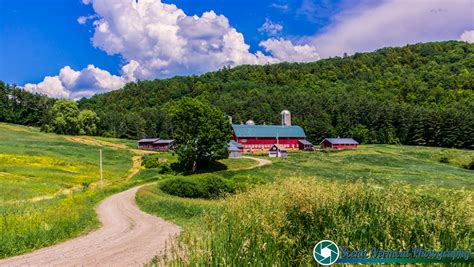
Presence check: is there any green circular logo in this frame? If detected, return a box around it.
[313,240,339,265]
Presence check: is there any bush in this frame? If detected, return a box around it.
[439,156,450,163]
[158,164,172,174]
[142,154,172,173]
[160,175,235,199]
[81,181,91,191]
[142,154,161,169]
[464,159,474,170]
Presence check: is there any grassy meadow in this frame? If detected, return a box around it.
[0,123,155,258]
[136,145,474,265]
[1,121,472,264]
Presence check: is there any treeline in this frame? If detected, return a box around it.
[0,83,99,135]
[1,41,473,148]
[0,82,53,126]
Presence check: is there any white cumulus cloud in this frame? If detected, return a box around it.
[24,76,70,99]
[460,30,474,43]
[86,0,264,79]
[260,38,320,62]
[24,65,132,99]
[83,0,319,80]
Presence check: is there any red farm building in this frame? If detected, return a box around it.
[137,138,175,151]
[320,138,359,149]
[231,110,312,152]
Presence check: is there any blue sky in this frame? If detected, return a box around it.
[0,0,472,98]
[1,0,121,85]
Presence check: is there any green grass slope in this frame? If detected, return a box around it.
[137,145,474,265]
[0,123,133,202]
[248,145,474,189]
[0,123,151,258]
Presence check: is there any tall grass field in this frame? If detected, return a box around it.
[137,146,474,265]
[0,123,154,258]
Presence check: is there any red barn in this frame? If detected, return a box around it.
[231,110,312,152]
[137,138,175,151]
[137,138,159,149]
[232,124,309,151]
[320,138,359,149]
[153,140,175,151]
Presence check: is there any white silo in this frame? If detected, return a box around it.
[281,110,291,126]
[246,119,255,125]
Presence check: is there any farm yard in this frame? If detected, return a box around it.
[137,145,474,265]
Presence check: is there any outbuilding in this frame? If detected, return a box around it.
[320,138,359,149]
[153,140,175,151]
[228,141,243,158]
[298,139,314,151]
[137,138,159,149]
[268,144,287,158]
[137,138,175,151]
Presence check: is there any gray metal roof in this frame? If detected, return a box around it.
[321,138,359,145]
[154,139,174,144]
[229,140,244,149]
[298,139,313,145]
[138,138,159,143]
[228,142,241,152]
[232,124,306,138]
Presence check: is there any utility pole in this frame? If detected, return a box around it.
[100,147,103,190]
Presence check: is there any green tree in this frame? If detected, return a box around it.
[351,124,370,144]
[78,109,99,135]
[49,99,80,135]
[170,97,231,173]
[0,81,11,121]
[118,113,146,139]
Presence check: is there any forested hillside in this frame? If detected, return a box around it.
[1,41,473,148]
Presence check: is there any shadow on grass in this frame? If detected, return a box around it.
[175,161,229,176]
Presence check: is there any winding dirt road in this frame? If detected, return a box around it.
[0,185,180,267]
[0,156,270,266]
[241,156,272,168]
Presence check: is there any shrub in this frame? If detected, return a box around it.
[160,178,203,198]
[464,159,474,170]
[158,164,172,174]
[81,181,91,191]
[142,154,161,169]
[159,175,235,199]
[439,156,450,163]
[142,154,171,172]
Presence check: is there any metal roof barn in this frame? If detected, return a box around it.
[232,125,306,138]
[322,138,359,145]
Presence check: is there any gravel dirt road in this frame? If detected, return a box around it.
[241,156,272,168]
[0,156,269,266]
[0,185,180,267]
